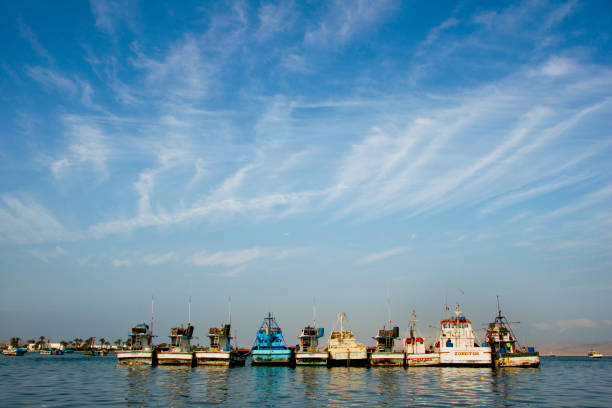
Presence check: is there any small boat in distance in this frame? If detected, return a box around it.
[588,349,603,358]
[404,311,440,366]
[485,297,540,368]
[327,313,368,367]
[2,347,25,356]
[251,313,293,365]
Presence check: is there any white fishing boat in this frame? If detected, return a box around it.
[116,324,156,365]
[194,324,249,366]
[588,349,603,358]
[435,303,492,366]
[295,326,327,366]
[404,311,440,366]
[116,297,157,365]
[295,303,328,366]
[485,298,539,368]
[2,347,25,356]
[370,326,404,366]
[157,299,195,366]
[326,313,368,366]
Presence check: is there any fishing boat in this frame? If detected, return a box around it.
[295,303,327,366]
[485,298,539,368]
[588,349,603,358]
[116,323,156,365]
[157,299,195,366]
[295,326,327,366]
[2,347,25,356]
[251,313,293,365]
[157,325,195,366]
[327,313,368,367]
[116,297,157,365]
[40,349,52,355]
[435,303,492,366]
[404,311,440,366]
[370,326,404,366]
[194,324,249,366]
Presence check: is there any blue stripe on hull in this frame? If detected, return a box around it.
[251,350,293,365]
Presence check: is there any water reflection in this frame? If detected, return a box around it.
[327,367,370,407]
[202,366,230,404]
[295,366,328,402]
[157,366,193,406]
[372,367,406,405]
[250,366,295,405]
[120,365,153,405]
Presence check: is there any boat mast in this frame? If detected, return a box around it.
[188,296,191,326]
[229,296,232,326]
[313,298,316,328]
[151,294,155,337]
[387,288,392,326]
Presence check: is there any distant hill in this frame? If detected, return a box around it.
[533,341,612,356]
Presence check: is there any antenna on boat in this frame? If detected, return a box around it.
[229,296,232,326]
[188,296,192,326]
[386,287,392,326]
[313,298,317,328]
[151,293,155,337]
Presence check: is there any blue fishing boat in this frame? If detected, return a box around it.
[251,313,293,365]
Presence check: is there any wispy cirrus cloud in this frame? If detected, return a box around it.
[357,247,408,264]
[304,0,396,47]
[188,248,262,268]
[141,252,177,265]
[555,319,600,331]
[17,18,54,64]
[50,115,110,180]
[533,319,602,331]
[0,195,69,244]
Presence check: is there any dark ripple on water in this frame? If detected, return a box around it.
[1,354,611,407]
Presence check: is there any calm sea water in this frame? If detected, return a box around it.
[0,354,610,407]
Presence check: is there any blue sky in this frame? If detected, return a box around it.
[1,0,611,347]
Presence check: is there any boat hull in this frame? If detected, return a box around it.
[295,352,328,366]
[116,350,156,365]
[494,352,540,368]
[328,350,368,367]
[439,347,492,366]
[2,349,25,356]
[370,352,405,367]
[157,351,194,366]
[251,349,293,365]
[406,353,440,366]
[194,350,248,366]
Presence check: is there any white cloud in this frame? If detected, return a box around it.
[17,18,54,64]
[532,322,552,330]
[89,0,136,36]
[27,246,69,263]
[141,252,177,265]
[602,320,612,326]
[27,66,78,96]
[0,195,68,244]
[51,115,110,180]
[357,247,408,264]
[304,0,396,47]
[188,248,262,268]
[555,319,599,331]
[541,56,575,77]
[112,259,131,267]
